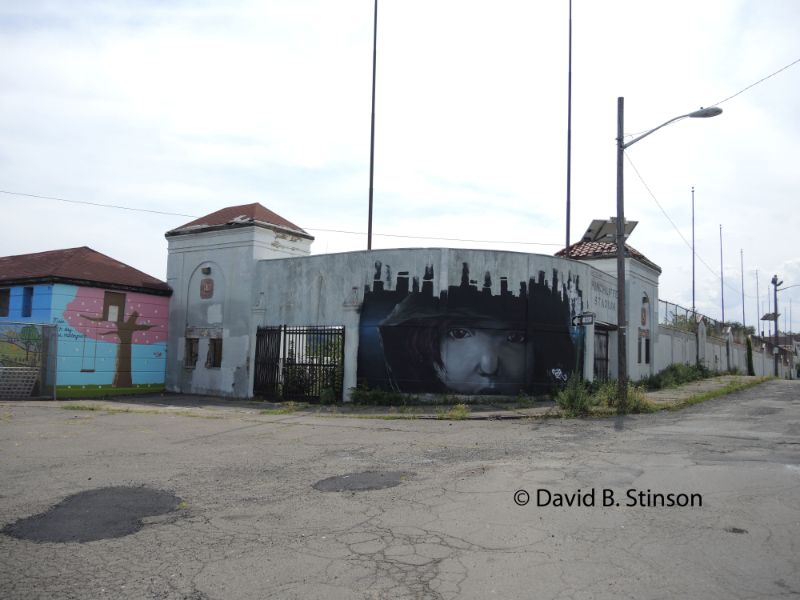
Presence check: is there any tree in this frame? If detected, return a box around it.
[19,325,41,363]
[63,288,167,388]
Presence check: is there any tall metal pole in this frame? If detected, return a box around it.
[692,187,698,365]
[740,249,746,330]
[691,187,696,316]
[756,269,760,336]
[767,283,772,338]
[565,0,573,251]
[366,0,378,250]
[719,225,725,324]
[616,97,627,409]
[773,275,780,376]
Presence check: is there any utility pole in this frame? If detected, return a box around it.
[740,249,746,331]
[772,274,781,376]
[756,269,760,336]
[565,0,573,251]
[719,225,725,324]
[692,187,698,365]
[366,0,378,250]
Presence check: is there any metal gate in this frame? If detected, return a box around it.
[254,325,345,402]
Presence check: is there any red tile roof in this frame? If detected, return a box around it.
[555,240,661,273]
[0,247,171,295]
[166,203,312,239]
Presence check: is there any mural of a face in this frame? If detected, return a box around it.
[357,261,581,395]
[438,321,527,394]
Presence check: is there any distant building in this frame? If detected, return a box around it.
[0,247,171,398]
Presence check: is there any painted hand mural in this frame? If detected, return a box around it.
[63,288,167,388]
[357,262,582,395]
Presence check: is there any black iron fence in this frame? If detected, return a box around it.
[254,325,345,402]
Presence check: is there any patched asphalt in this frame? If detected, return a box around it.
[313,470,413,492]
[2,486,181,543]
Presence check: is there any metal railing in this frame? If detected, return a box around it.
[657,300,749,342]
[0,321,58,399]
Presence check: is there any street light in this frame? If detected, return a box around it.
[772,275,783,376]
[773,280,799,377]
[615,98,722,410]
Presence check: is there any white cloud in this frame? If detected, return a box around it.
[0,0,798,329]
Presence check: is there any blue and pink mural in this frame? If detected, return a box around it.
[54,284,168,390]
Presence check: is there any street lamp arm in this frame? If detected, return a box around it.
[622,115,689,149]
[621,106,722,150]
[777,284,800,293]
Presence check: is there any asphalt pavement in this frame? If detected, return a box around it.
[0,378,798,599]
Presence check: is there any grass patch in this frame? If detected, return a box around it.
[642,363,726,391]
[56,384,165,399]
[437,403,470,420]
[260,401,303,415]
[61,403,103,411]
[556,373,593,416]
[664,377,770,411]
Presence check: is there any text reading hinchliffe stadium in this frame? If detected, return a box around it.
[513,488,702,508]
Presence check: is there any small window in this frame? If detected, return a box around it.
[206,338,223,368]
[22,287,34,318]
[0,289,9,317]
[103,291,126,322]
[637,337,642,364]
[185,338,199,368]
[645,338,651,364]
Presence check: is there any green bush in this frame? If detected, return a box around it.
[590,381,656,414]
[643,363,711,390]
[556,373,594,416]
[349,385,409,406]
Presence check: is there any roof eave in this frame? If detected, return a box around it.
[0,275,172,297]
[165,220,314,241]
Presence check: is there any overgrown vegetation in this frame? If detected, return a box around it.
[436,403,470,420]
[259,401,302,415]
[642,363,712,390]
[349,385,412,406]
[556,373,593,416]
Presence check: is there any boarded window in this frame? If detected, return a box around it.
[0,289,9,317]
[103,291,126,322]
[645,338,651,364]
[206,338,223,368]
[184,338,199,368]
[22,287,33,318]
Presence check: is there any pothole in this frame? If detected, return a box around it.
[313,471,413,492]
[1,486,182,543]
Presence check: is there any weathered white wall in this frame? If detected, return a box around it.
[656,325,796,379]
[165,225,312,397]
[254,248,620,399]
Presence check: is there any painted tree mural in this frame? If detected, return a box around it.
[63,287,168,388]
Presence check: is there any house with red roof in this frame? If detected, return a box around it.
[0,247,171,398]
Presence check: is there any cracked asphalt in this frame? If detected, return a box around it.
[1,379,798,599]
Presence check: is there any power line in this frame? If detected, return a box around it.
[623,56,800,140]
[0,189,563,248]
[713,57,800,106]
[0,189,197,218]
[624,153,758,300]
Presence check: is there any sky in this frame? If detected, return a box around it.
[1,0,798,333]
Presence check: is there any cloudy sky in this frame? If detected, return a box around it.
[1,0,798,332]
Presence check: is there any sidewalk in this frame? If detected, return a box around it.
[2,375,768,420]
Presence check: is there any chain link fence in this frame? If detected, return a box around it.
[0,322,58,399]
[658,300,748,342]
